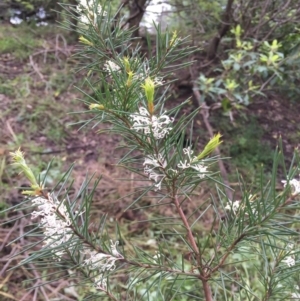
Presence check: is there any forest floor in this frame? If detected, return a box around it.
[1,23,300,300]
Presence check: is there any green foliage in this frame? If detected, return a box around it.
[168,0,226,37]
[5,1,300,301]
[165,1,300,111]
[198,25,286,109]
[16,0,35,11]
[3,0,65,12]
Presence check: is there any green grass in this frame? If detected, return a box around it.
[0,23,84,206]
[208,113,275,187]
[0,26,41,60]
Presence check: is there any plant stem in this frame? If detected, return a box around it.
[173,195,199,254]
[173,194,213,301]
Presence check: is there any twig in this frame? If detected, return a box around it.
[30,144,93,155]
[29,55,46,82]
[0,245,18,277]
[0,220,19,251]
[173,194,213,300]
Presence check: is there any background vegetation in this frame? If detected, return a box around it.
[1,0,300,300]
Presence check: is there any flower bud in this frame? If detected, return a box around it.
[123,56,131,73]
[89,104,104,110]
[195,133,222,161]
[141,78,155,115]
[79,36,93,46]
[126,71,134,87]
[10,148,42,195]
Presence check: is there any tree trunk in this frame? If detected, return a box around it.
[207,0,235,60]
[128,0,147,37]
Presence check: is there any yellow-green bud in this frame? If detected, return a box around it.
[123,56,131,73]
[126,71,134,87]
[10,148,42,194]
[89,104,105,110]
[79,36,93,46]
[170,30,178,47]
[195,133,222,161]
[141,78,155,114]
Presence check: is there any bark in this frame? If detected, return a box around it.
[128,0,147,37]
[206,0,235,60]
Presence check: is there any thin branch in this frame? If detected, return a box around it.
[172,194,213,300]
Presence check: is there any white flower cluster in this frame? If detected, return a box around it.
[283,243,296,268]
[284,255,296,267]
[31,194,124,290]
[31,194,72,258]
[83,240,123,290]
[133,74,164,86]
[153,77,164,86]
[292,292,300,299]
[143,153,167,190]
[292,286,300,299]
[130,107,174,140]
[224,195,261,216]
[76,0,107,25]
[282,177,300,195]
[104,60,121,74]
[224,200,241,215]
[143,147,208,190]
[132,64,164,86]
[177,147,207,178]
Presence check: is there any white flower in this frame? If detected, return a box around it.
[177,160,190,169]
[110,240,123,258]
[143,153,167,190]
[77,0,107,15]
[82,240,123,290]
[282,177,300,195]
[104,60,121,74]
[84,251,117,271]
[31,194,72,258]
[130,107,173,140]
[154,178,165,191]
[143,154,167,170]
[132,64,164,85]
[83,240,123,272]
[283,255,295,267]
[77,0,107,25]
[153,77,164,86]
[183,147,194,161]
[178,147,207,178]
[94,275,107,291]
[225,200,241,215]
[78,14,90,25]
[167,168,178,176]
[292,292,300,299]
[148,171,160,182]
[191,163,208,179]
[143,156,159,168]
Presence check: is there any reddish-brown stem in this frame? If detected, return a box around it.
[173,195,213,301]
[42,192,207,280]
[203,281,213,301]
[210,234,245,274]
[173,195,199,255]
